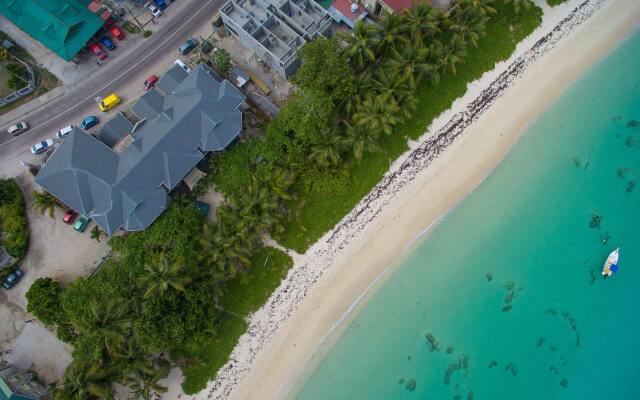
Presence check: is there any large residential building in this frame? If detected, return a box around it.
[219,0,332,77]
[36,64,246,236]
[0,361,50,400]
[0,0,104,61]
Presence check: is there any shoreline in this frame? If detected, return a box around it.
[186,0,640,398]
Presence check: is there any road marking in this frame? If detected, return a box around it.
[0,0,213,150]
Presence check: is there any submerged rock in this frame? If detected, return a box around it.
[444,355,470,385]
[502,304,513,312]
[590,210,602,229]
[467,389,474,400]
[446,345,455,354]
[485,272,493,282]
[559,378,569,388]
[425,333,440,352]
[488,360,498,368]
[504,363,518,376]
[626,119,640,128]
[627,180,636,193]
[600,232,610,245]
[404,378,416,392]
[573,156,582,168]
[537,337,546,347]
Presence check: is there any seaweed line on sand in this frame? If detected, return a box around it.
[204,1,607,398]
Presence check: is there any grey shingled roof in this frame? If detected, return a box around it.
[156,64,188,95]
[98,112,134,147]
[36,64,245,235]
[130,89,164,121]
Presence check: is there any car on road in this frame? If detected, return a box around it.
[145,2,162,17]
[174,59,191,74]
[179,38,197,55]
[110,26,125,40]
[89,42,107,60]
[153,0,168,9]
[63,209,78,224]
[98,93,121,112]
[2,269,23,289]
[80,116,99,130]
[7,121,28,136]
[74,217,89,232]
[56,125,74,139]
[100,36,116,51]
[144,75,159,90]
[30,138,54,154]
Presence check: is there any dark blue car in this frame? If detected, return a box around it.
[80,115,99,130]
[100,36,116,51]
[2,268,23,289]
[153,0,167,9]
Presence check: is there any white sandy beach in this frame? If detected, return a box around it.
[172,0,640,399]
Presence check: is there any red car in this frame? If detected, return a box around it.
[89,43,107,60]
[110,26,125,40]
[63,209,78,224]
[144,75,159,90]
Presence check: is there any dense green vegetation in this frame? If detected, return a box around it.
[547,0,569,6]
[210,0,542,252]
[0,179,29,259]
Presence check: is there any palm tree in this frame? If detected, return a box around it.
[376,13,410,57]
[353,93,400,137]
[366,68,416,122]
[338,22,379,72]
[341,121,379,162]
[126,359,170,400]
[442,35,468,74]
[90,226,105,242]
[32,190,60,217]
[77,300,133,356]
[402,2,440,46]
[448,0,494,47]
[309,129,342,168]
[503,0,529,14]
[53,362,114,400]
[388,45,430,88]
[138,254,191,298]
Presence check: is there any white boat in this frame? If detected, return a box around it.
[602,247,620,278]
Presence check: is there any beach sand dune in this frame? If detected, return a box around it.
[178,0,640,399]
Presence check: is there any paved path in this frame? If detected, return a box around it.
[0,0,223,176]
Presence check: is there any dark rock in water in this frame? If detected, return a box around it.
[399,378,405,384]
[589,268,597,285]
[467,389,474,400]
[549,344,557,352]
[590,210,602,229]
[404,378,416,391]
[559,378,569,388]
[407,355,411,361]
[425,333,440,352]
[576,334,580,347]
[444,355,470,385]
[504,363,518,376]
[560,355,567,366]
[454,393,462,400]
[627,180,636,193]
[537,337,546,347]
[504,290,515,304]
[627,120,640,128]
[502,304,513,312]
[485,272,493,282]
[611,115,623,121]
[617,168,629,179]
[504,281,516,291]
[545,308,557,316]
[572,156,582,168]
[600,233,610,245]
[446,346,455,354]
[549,366,559,374]
[488,360,498,368]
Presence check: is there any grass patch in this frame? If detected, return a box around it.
[0,30,60,115]
[0,179,29,259]
[547,0,568,5]
[179,246,294,393]
[277,2,543,253]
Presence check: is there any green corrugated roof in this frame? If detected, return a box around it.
[0,0,104,61]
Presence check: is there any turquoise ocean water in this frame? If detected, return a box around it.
[296,29,640,400]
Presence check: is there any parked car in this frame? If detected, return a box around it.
[2,269,23,289]
[174,58,191,74]
[145,2,162,17]
[110,26,125,40]
[63,209,78,224]
[88,42,107,60]
[7,121,28,136]
[56,125,74,139]
[80,116,99,130]
[153,0,167,9]
[144,75,159,90]
[179,38,197,55]
[98,93,121,112]
[74,217,89,232]
[100,36,116,51]
[30,138,54,154]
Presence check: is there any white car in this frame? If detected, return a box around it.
[145,2,162,17]
[31,138,54,155]
[7,121,28,136]
[174,58,191,74]
[56,125,74,140]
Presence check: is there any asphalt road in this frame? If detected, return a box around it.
[0,0,223,170]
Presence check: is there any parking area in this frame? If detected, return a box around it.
[0,172,108,383]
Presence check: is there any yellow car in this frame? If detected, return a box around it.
[98,93,121,112]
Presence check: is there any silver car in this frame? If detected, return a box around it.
[7,121,28,136]
[31,138,54,155]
